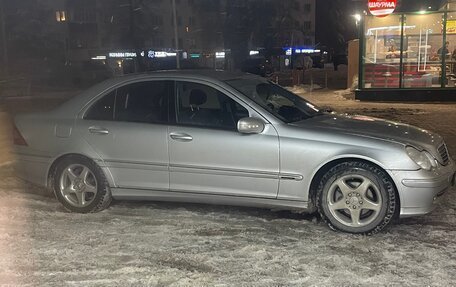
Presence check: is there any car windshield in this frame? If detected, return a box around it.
[225,78,323,123]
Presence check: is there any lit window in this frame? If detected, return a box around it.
[56,11,66,22]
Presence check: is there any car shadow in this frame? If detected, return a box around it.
[109,199,319,222]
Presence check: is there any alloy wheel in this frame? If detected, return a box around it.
[326,174,382,228]
[59,164,98,208]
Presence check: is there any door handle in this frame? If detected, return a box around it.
[88,126,110,135]
[170,132,193,142]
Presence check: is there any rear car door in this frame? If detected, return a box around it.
[168,80,280,198]
[77,80,172,190]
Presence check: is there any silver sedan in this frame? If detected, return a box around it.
[13,71,456,234]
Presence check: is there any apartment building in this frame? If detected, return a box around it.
[44,0,316,70]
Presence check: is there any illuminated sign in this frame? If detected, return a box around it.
[109,52,137,58]
[447,20,456,34]
[154,51,168,58]
[147,51,177,58]
[110,50,178,59]
[91,56,107,60]
[249,50,260,56]
[284,47,321,55]
[215,52,225,59]
[368,0,397,17]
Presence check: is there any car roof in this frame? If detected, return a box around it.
[112,69,257,83]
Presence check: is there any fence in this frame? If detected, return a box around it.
[272,66,348,90]
[0,78,31,101]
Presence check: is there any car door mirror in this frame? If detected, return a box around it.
[237,117,265,134]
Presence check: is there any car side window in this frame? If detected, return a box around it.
[176,81,249,130]
[85,90,115,121]
[115,81,171,124]
[84,81,172,124]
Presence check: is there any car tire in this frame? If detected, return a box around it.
[53,155,112,213]
[316,161,397,235]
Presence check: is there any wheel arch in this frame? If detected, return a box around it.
[308,157,400,215]
[46,153,114,190]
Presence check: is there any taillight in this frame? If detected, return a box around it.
[13,124,28,146]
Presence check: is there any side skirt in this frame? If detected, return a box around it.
[111,187,312,212]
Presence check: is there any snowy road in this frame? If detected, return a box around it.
[1,165,455,286]
[1,95,456,286]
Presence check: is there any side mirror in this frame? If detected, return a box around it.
[237,117,265,134]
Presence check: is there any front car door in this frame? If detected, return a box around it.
[76,80,172,190]
[168,80,280,198]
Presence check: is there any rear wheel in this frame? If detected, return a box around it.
[316,161,397,235]
[53,156,112,213]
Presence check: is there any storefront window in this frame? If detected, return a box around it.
[401,13,444,88]
[359,11,456,100]
[445,12,456,87]
[363,15,402,88]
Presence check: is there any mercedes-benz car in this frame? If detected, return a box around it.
[13,70,456,234]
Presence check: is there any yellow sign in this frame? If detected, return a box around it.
[447,20,456,34]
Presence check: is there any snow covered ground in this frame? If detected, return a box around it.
[1,94,456,286]
[1,165,455,286]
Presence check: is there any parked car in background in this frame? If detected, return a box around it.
[241,58,274,77]
[13,70,455,234]
[333,54,348,71]
[311,54,325,68]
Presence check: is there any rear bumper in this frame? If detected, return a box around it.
[13,153,51,187]
[391,159,456,217]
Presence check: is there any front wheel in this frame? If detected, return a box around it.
[316,161,397,235]
[53,156,112,213]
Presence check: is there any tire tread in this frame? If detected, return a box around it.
[316,161,397,235]
[52,155,112,213]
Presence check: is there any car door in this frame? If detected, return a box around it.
[168,80,280,198]
[77,80,172,190]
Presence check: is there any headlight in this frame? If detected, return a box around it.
[406,146,437,170]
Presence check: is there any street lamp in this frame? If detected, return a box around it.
[172,0,180,69]
[353,14,362,28]
[55,10,68,65]
[352,13,363,41]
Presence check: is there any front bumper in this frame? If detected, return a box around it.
[391,159,456,217]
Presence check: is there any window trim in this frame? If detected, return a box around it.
[83,79,173,125]
[78,76,273,125]
[173,80,251,132]
[83,89,116,121]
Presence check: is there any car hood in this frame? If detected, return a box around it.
[291,113,443,151]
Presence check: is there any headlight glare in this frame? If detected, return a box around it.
[406,146,435,170]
